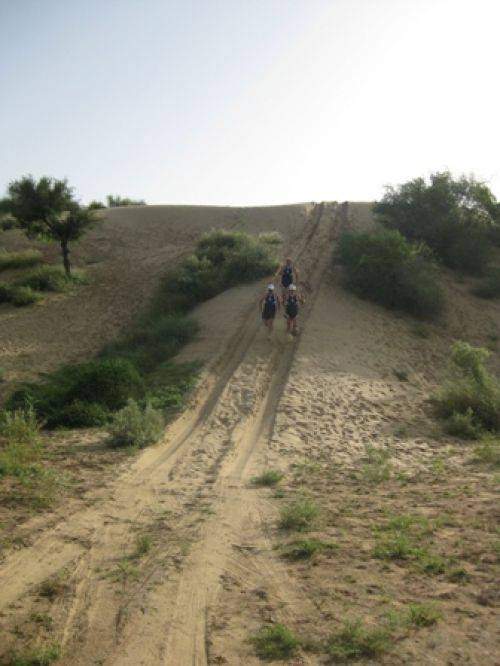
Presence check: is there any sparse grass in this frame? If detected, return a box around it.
[15,265,87,292]
[250,623,299,660]
[407,603,442,627]
[361,445,392,483]
[10,643,61,665]
[473,437,500,467]
[0,249,43,272]
[326,620,392,661]
[108,559,139,583]
[279,498,319,531]
[108,399,164,449]
[251,470,284,487]
[30,612,53,630]
[281,538,337,561]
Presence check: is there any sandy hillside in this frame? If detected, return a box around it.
[0,202,498,665]
[0,203,311,395]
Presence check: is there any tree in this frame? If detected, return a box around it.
[373,172,500,274]
[1,175,96,276]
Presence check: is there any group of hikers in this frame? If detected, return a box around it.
[259,257,304,339]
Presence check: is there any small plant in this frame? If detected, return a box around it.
[39,574,68,600]
[108,399,164,449]
[281,538,336,561]
[393,368,409,382]
[474,267,500,299]
[361,445,392,483]
[134,534,152,557]
[108,559,139,582]
[10,643,61,665]
[258,231,283,246]
[30,612,53,630]
[279,498,319,531]
[251,470,284,487]
[374,533,416,560]
[0,282,42,307]
[250,623,299,660]
[412,322,430,338]
[407,603,442,627]
[326,620,392,660]
[0,249,43,271]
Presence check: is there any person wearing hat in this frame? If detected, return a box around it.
[283,283,304,336]
[259,283,280,338]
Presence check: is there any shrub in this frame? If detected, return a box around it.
[108,399,164,448]
[326,620,392,660]
[0,249,43,271]
[444,409,481,439]
[0,407,42,477]
[250,624,299,660]
[258,231,283,246]
[474,267,500,299]
[362,444,392,483]
[337,229,443,319]
[473,437,500,467]
[434,342,500,433]
[0,282,41,306]
[106,194,146,207]
[88,200,105,210]
[279,498,319,531]
[56,401,110,428]
[156,230,279,314]
[15,265,87,292]
[374,172,500,274]
[8,358,144,427]
[10,643,61,665]
[251,470,284,487]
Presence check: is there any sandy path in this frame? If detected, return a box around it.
[0,202,335,664]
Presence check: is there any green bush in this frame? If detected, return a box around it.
[0,407,42,477]
[56,401,110,428]
[279,498,319,531]
[0,282,42,306]
[434,342,500,434]
[108,399,164,448]
[0,249,43,271]
[337,229,444,319]
[7,358,144,428]
[250,624,299,660]
[106,195,146,207]
[374,171,499,274]
[444,409,481,439]
[156,229,279,314]
[326,620,392,660]
[474,267,500,299]
[15,265,86,292]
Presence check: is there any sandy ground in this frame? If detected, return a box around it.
[0,203,310,397]
[0,203,499,665]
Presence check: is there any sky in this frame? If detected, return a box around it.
[1,0,499,206]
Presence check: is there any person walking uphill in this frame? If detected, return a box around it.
[259,283,279,339]
[283,284,304,337]
[276,257,299,297]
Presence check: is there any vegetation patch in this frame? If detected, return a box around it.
[337,228,443,319]
[326,620,392,661]
[278,498,319,531]
[472,437,500,468]
[6,229,277,432]
[407,603,442,627]
[0,249,42,272]
[281,538,336,561]
[434,342,500,436]
[15,265,87,293]
[9,643,61,665]
[251,470,284,487]
[361,444,392,483]
[473,267,500,299]
[250,623,299,661]
[0,282,42,307]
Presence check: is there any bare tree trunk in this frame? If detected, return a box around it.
[61,240,71,277]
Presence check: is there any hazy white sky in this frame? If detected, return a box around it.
[1,0,499,205]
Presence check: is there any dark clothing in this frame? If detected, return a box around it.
[262,293,277,320]
[285,294,299,319]
[281,265,294,288]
